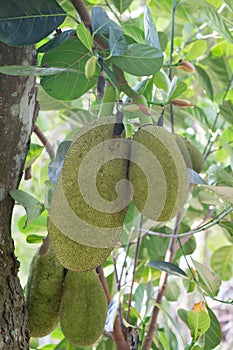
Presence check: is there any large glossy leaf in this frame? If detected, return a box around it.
[48,141,72,184]
[187,309,210,341]
[111,0,134,14]
[144,6,160,49]
[40,38,97,100]
[203,185,233,204]
[37,29,76,53]
[211,246,233,280]
[0,0,66,46]
[202,307,222,350]
[192,258,222,297]
[112,43,163,76]
[185,40,207,61]
[148,260,187,278]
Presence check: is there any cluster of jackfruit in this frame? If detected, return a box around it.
[26,116,204,345]
[47,116,203,272]
[26,248,108,346]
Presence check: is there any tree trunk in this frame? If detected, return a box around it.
[0,43,37,349]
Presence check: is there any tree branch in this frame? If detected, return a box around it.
[97,266,130,350]
[33,125,55,160]
[141,211,183,350]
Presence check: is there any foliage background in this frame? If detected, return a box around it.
[2,0,233,349]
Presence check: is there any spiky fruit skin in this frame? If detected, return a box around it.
[48,116,131,270]
[174,134,204,173]
[60,270,108,346]
[47,216,112,271]
[129,125,189,221]
[26,249,65,338]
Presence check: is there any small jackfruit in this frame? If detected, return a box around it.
[49,116,131,250]
[129,125,189,221]
[47,216,112,271]
[174,134,204,173]
[26,248,65,338]
[60,270,108,346]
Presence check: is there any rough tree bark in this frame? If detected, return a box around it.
[0,43,37,349]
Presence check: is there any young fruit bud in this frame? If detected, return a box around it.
[178,61,195,73]
[172,98,193,108]
[85,56,97,79]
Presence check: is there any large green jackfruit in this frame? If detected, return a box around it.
[26,248,65,338]
[47,216,112,271]
[60,270,108,346]
[129,125,189,221]
[49,116,131,250]
[174,134,204,174]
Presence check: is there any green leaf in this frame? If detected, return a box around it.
[164,281,180,301]
[41,38,98,100]
[167,76,187,101]
[177,308,189,327]
[109,27,128,56]
[76,22,93,52]
[18,213,47,234]
[24,143,43,169]
[122,24,145,44]
[185,40,207,61]
[203,184,233,204]
[220,100,233,124]
[157,330,171,350]
[153,70,170,92]
[144,6,160,49]
[148,260,187,278]
[211,246,233,280]
[112,43,163,76]
[187,310,210,341]
[195,65,214,101]
[26,234,44,244]
[200,5,233,44]
[208,164,233,187]
[48,141,72,184]
[0,0,66,46]
[111,0,134,14]
[0,66,78,77]
[202,307,222,350]
[37,29,76,53]
[218,220,233,242]
[9,189,44,227]
[192,258,222,297]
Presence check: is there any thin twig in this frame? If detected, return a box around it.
[140,206,233,239]
[33,125,55,159]
[141,211,183,350]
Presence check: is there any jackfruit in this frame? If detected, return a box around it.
[129,125,189,221]
[49,116,131,250]
[175,134,204,174]
[47,216,112,271]
[26,248,65,338]
[60,269,108,346]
